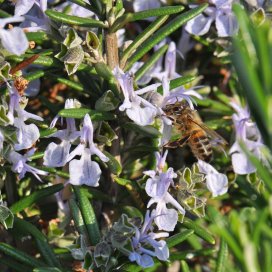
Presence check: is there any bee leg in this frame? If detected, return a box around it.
[164,134,191,148]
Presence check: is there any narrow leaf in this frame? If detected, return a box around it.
[166,230,194,248]
[125,4,208,70]
[103,150,122,175]
[13,220,62,269]
[170,248,216,261]
[26,32,48,41]
[181,260,190,272]
[0,242,46,268]
[134,44,168,82]
[73,186,100,245]
[157,75,196,93]
[69,198,89,238]
[58,108,116,120]
[120,15,169,68]
[111,6,184,32]
[45,10,107,28]
[216,239,228,272]
[10,184,64,213]
[181,218,215,245]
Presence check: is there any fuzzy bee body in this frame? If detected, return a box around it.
[163,101,225,162]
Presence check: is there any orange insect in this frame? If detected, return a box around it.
[163,101,227,162]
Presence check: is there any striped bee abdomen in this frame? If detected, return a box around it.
[189,130,213,162]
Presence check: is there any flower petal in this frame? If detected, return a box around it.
[231,152,256,175]
[206,172,228,197]
[44,141,71,167]
[69,149,101,187]
[14,0,35,16]
[215,10,238,37]
[185,8,216,36]
[0,28,29,56]
[155,205,178,232]
[14,123,40,150]
[126,103,156,126]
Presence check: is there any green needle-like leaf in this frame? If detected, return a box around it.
[181,218,215,245]
[24,70,46,81]
[181,260,190,272]
[58,108,116,120]
[0,242,46,268]
[10,184,64,213]
[69,199,89,238]
[6,55,61,67]
[166,230,194,248]
[45,10,107,28]
[26,32,48,41]
[111,6,184,32]
[157,75,196,93]
[73,186,100,245]
[120,15,169,68]
[89,0,103,16]
[53,77,84,92]
[103,151,122,175]
[125,4,208,70]
[170,248,216,261]
[134,44,168,82]
[13,218,61,268]
[216,239,228,272]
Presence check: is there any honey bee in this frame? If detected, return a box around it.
[163,101,227,162]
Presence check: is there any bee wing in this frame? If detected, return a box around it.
[188,117,228,146]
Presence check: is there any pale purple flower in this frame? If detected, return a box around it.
[14,0,46,16]
[113,67,159,126]
[144,151,185,231]
[151,42,180,81]
[44,99,81,167]
[69,148,102,187]
[8,148,47,181]
[7,86,43,150]
[129,210,169,268]
[0,16,28,55]
[160,77,202,110]
[185,0,238,37]
[67,114,108,187]
[198,160,228,197]
[229,101,265,175]
[14,0,50,32]
[178,29,195,57]
[137,43,202,110]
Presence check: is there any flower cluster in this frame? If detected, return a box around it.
[128,211,169,268]
[44,100,109,187]
[0,0,49,56]
[144,151,185,232]
[229,101,265,175]
[91,211,169,269]
[185,0,238,37]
